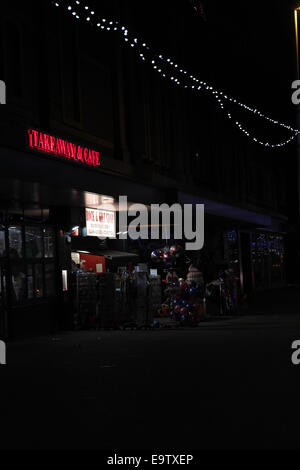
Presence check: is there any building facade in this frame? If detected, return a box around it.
[0,0,292,339]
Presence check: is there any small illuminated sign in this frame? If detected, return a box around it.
[28,129,101,167]
[62,270,68,292]
[86,208,116,238]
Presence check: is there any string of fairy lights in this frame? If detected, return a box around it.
[52,0,299,148]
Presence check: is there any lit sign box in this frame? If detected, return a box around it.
[86,208,116,238]
[28,129,101,167]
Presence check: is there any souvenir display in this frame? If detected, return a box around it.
[158,267,206,326]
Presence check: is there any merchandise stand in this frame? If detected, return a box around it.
[96,273,117,328]
[73,273,97,329]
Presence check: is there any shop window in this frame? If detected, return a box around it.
[28,262,54,300]
[4,21,23,99]
[80,56,114,142]
[25,226,43,258]
[44,227,55,258]
[0,227,5,257]
[42,209,50,222]
[45,263,56,297]
[11,263,26,304]
[24,208,42,223]
[0,265,6,329]
[8,226,23,259]
[252,233,285,289]
[27,265,34,300]
[252,233,269,289]
[269,235,285,285]
[223,231,239,271]
[4,213,57,303]
[223,230,240,296]
[61,21,81,124]
[35,264,44,298]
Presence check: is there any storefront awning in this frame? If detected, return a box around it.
[178,192,287,231]
[99,250,139,261]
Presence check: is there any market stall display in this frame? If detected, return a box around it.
[157,274,206,326]
[148,275,162,322]
[96,272,117,328]
[205,268,239,315]
[72,272,97,329]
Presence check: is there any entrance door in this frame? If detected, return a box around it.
[0,263,7,339]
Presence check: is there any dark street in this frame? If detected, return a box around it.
[1,0,300,455]
[1,287,300,450]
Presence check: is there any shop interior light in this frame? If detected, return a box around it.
[62,270,68,291]
[102,197,114,204]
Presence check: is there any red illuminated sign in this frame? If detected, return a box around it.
[28,129,101,167]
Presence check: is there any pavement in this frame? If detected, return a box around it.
[1,285,300,450]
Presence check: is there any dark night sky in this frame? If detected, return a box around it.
[202,0,297,119]
[116,0,299,126]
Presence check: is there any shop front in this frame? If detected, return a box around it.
[0,125,289,339]
[178,191,287,314]
[0,206,57,339]
[224,229,285,296]
[0,127,167,339]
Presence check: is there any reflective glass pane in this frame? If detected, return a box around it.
[45,263,56,297]
[8,226,23,259]
[11,264,26,303]
[0,228,5,257]
[35,264,44,298]
[24,208,42,222]
[27,264,34,299]
[25,226,43,258]
[0,264,6,305]
[44,227,55,258]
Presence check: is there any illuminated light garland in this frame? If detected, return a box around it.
[53,0,298,148]
[212,93,298,148]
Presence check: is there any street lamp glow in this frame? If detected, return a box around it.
[295,8,300,78]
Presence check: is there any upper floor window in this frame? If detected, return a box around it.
[60,20,81,124]
[4,20,23,99]
[0,226,5,257]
